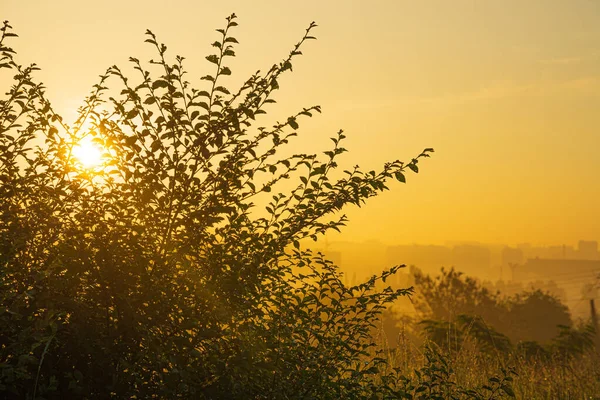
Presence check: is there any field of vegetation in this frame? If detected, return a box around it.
[378,338,600,399]
[377,267,600,399]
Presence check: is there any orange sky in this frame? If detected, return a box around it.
[4,0,600,247]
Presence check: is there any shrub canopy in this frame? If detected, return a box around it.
[0,15,437,398]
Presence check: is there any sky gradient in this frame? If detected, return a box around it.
[4,0,600,246]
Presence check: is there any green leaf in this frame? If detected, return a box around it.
[206,54,219,64]
[501,384,516,397]
[152,80,168,89]
[214,86,230,95]
[288,117,298,130]
[151,140,161,152]
[126,109,138,120]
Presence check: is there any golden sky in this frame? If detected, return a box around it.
[4,0,600,246]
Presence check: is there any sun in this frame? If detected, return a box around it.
[72,136,104,168]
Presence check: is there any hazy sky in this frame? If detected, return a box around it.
[4,1,600,246]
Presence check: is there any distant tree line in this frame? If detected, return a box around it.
[382,267,597,360]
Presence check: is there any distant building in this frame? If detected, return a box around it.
[451,245,491,275]
[323,240,388,281]
[501,247,524,267]
[514,258,600,303]
[578,240,599,260]
[547,245,576,260]
[515,258,600,281]
[386,244,494,278]
[512,241,599,262]
[385,245,452,275]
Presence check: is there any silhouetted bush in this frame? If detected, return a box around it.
[551,323,596,359]
[413,267,505,328]
[0,16,444,399]
[505,289,571,344]
[413,267,576,346]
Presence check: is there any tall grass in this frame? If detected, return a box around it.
[380,331,600,399]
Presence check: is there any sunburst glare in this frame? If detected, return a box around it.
[72,136,104,168]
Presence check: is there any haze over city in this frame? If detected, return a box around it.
[4,0,600,247]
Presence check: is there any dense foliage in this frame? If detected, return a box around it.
[0,15,438,399]
[398,267,596,368]
[384,268,599,397]
[413,267,574,345]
